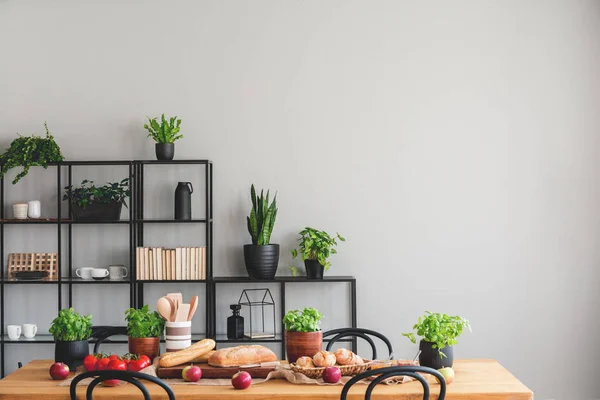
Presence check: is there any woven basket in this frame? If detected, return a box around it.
[290,360,372,379]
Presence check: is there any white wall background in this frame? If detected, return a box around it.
[1,1,600,399]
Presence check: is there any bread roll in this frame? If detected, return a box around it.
[354,355,364,365]
[334,348,356,365]
[295,356,315,368]
[159,339,216,368]
[313,351,336,367]
[208,345,277,367]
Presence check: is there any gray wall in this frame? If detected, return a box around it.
[1,1,600,399]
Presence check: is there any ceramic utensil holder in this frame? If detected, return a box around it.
[165,321,191,352]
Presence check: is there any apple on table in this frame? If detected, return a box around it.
[182,365,202,382]
[232,371,252,389]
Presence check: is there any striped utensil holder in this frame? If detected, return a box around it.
[165,321,191,352]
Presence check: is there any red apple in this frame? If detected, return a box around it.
[182,365,202,382]
[322,366,341,383]
[231,371,252,389]
[49,362,70,380]
[438,367,455,384]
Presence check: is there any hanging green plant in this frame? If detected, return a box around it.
[0,122,64,184]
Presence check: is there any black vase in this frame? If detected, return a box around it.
[70,202,122,221]
[55,339,90,369]
[175,182,193,220]
[304,260,324,279]
[244,244,280,279]
[156,143,175,161]
[418,339,453,369]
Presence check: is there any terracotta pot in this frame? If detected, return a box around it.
[285,330,323,363]
[128,337,160,361]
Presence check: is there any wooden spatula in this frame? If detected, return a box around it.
[187,296,198,321]
[175,303,190,322]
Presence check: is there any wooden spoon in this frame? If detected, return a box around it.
[156,297,172,321]
[187,296,198,321]
[165,296,177,322]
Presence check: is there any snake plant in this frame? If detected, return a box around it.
[143,114,183,144]
[247,184,278,245]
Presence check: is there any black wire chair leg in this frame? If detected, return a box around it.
[87,376,150,400]
[365,371,429,400]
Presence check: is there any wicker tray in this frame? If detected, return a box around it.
[290,360,372,379]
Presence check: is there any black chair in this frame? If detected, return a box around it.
[323,328,393,360]
[90,326,127,353]
[70,370,176,400]
[340,365,446,400]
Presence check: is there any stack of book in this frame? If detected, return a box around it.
[136,246,207,280]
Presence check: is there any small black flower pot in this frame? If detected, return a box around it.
[244,244,280,279]
[156,143,175,161]
[418,339,453,369]
[55,339,89,369]
[304,260,324,279]
[71,201,122,221]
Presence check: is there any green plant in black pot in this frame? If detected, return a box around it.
[125,305,165,361]
[143,114,183,160]
[290,227,345,279]
[0,122,64,184]
[244,184,279,279]
[49,308,92,369]
[402,311,471,370]
[63,178,130,221]
[283,308,324,363]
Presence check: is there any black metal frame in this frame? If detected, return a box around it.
[237,288,276,339]
[324,328,394,360]
[70,370,176,400]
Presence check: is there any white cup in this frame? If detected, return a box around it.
[75,267,93,280]
[22,324,37,339]
[109,265,128,280]
[27,200,41,219]
[12,203,28,220]
[91,268,109,280]
[7,325,21,340]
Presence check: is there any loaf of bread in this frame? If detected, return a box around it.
[208,345,277,367]
[295,356,315,368]
[159,339,216,368]
[313,351,336,367]
[190,350,215,363]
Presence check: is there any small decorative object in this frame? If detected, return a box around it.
[244,184,279,279]
[23,323,37,339]
[290,227,345,279]
[227,304,244,339]
[125,305,165,361]
[283,307,323,363]
[402,311,471,369]
[108,265,128,280]
[143,114,183,161]
[8,252,57,280]
[174,182,193,220]
[0,122,64,184]
[238,289,275,339]
[27,200,41,218]
[12,203,28,219]
[63,178,130,221]
[49,308,92,369]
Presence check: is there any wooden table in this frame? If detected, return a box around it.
[0,359,532,399]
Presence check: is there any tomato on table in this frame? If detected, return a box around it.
[83,355,99,372]
[96,357,111,371]
[102,359,127,387]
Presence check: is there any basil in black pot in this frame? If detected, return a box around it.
[49,308,92,369]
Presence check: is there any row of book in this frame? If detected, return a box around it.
[136,247,207,280]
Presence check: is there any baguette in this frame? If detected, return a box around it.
[209,345,277,367]
[159,339,216,368]
[189,350,215,363]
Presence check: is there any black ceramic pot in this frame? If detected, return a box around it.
[418,339,453,369]
[156,143,175,160]
[71,202,122,221]
[304,260,324,279]
[55,339,90,369]
[244,244,280,279]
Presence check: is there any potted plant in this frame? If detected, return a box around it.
[63,178,130,221]
[244,184,279,279]
[0,122,64,184]
[290,227,345,279]
[283,308,324,363]
[49,308,92,369]
[143,114,183,160]
[125,305,165,361]
[402,311,471,369]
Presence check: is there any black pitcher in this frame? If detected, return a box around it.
[175,182,193,220]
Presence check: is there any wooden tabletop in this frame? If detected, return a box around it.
[0,359,532,400]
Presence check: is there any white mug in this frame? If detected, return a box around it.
[91,268,109,280]
[12,203,28,220]
[109,265,128,280]
[7,325,21,340]
[75,267,93,280]
[22,324,37,339]
[27,200,41,219]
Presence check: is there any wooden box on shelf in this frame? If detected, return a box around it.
[7,252,58,280]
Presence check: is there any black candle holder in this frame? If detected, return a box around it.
[237,288,276,339]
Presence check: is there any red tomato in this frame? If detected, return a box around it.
[103,359,127,387]
[108,355,120,361]
[83,355,98,372]
[139,355,151,369]
[96,357,111,371]
[127,359,145,372]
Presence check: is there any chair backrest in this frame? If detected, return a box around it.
[70,370,176,400]
[90,326,128,354]
[323,328,393,360]
[340,365,446,400]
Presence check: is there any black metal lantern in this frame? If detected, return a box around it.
[237,288,276,339]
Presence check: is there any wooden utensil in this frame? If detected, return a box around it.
[156,297,173,322]
[187,296,198,321]
[167,292,182,311]
[175,303,190,322]
[164,296,177,322]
